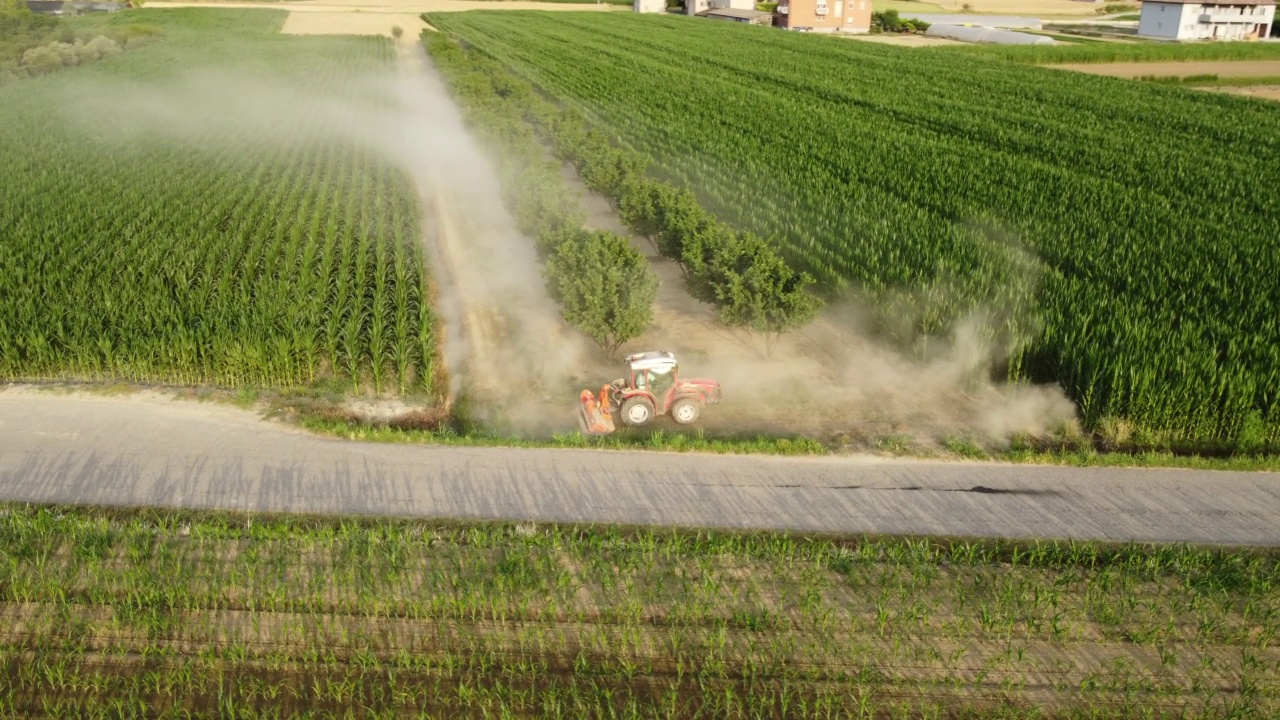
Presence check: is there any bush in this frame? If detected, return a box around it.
[714,237,821,356]
[545,230,659,357]
[871,10,930,33]
[81,36,122,61]
[19,35,122,76]
[21,44,63,73]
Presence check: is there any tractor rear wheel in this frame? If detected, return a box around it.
[621,397,655,427]
[671,398,700,425]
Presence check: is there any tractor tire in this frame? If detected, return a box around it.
[670,398,701,425]
[620,397,655,427]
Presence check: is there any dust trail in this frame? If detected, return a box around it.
[52,39,589,433]
[389,43,590,432]
[574,186,1077,446]
[48,38,1074,444]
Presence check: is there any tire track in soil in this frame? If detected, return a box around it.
[393,41,591,434]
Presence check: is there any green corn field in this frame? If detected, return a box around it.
[0,10,438,395]
[3,506,1278,717]
[426,12,1280,447]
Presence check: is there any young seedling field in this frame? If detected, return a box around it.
[0,10,438,395]
[426,12,1280,451]
[1,506,1277,718]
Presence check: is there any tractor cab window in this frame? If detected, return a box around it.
[633,370,647,390]
[649,366,675,397]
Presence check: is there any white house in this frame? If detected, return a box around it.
[1138,0,1274,40]
[634,0,667,12]
[686,0,755,16]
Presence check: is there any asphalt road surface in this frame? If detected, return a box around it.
[2,389,1278,545]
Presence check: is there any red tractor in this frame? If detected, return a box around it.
[578,351,722,434]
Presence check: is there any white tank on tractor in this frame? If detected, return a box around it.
[578,351,722,434]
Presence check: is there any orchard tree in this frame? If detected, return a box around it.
[714,236,824,357]
[545,230,659,357]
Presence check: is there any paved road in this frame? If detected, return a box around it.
[2,390,1278,545]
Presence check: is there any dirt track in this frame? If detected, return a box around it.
[1209,84,1280,101]
[3,387,1279,544]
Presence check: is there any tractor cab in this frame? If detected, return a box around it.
[623,351,681,409]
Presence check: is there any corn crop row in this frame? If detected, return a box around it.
[0,12,437,395]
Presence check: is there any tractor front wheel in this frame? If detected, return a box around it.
[671,398,701,425]
[621,397,655,427]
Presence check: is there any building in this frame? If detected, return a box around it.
[1138,0,1274,40]
[705,7,774,23]
[634,0,667,13]
[775,0,872,33]
[686,0,754,16]
[25,0,125,13]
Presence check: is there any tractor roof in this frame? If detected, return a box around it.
[626,351,677,371]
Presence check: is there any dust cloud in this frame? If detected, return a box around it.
[53,40,590,432]
[52,39,1075,446]
[578,188,1078,447]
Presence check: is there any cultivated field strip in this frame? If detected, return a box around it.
[428,12,1280,447]
[0,10,437,394]
[1,508,1277,717]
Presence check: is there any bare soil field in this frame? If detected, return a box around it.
[1208,83,1280,101]
[843,33,963,47]
[152,0,622,39]
[1056,59,1280,77]
[281,10,428,35]
[151,0,623,25]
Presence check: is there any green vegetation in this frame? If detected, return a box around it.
[1098,2,1138,13]
[303,410,830,454]
[1140,73,1280,87]
[545,230,659,356]
[871,9,930,33]
[425,31,822,356]
[3,505,1277,717]
[962,40,1280,63]
[422,30,657,360]
[0,10,439,395]
[0,2,157,83]
[301,409,1280,469]
[426,12,1280,452]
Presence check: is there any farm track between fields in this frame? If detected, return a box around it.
[2,388,1280,545]
[389,40,592,432]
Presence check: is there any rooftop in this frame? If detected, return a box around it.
[626,351,678,371]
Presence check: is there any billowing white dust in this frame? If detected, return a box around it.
[54,40,1074,444]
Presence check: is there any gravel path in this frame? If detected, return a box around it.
[2,389,1279,545]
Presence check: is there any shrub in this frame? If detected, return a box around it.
[545,230,659,357]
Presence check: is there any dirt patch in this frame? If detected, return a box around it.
[1055,60,1280,78]
[281,10,428,37]
[841,34,963,47]
[1202,83,1280,101]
